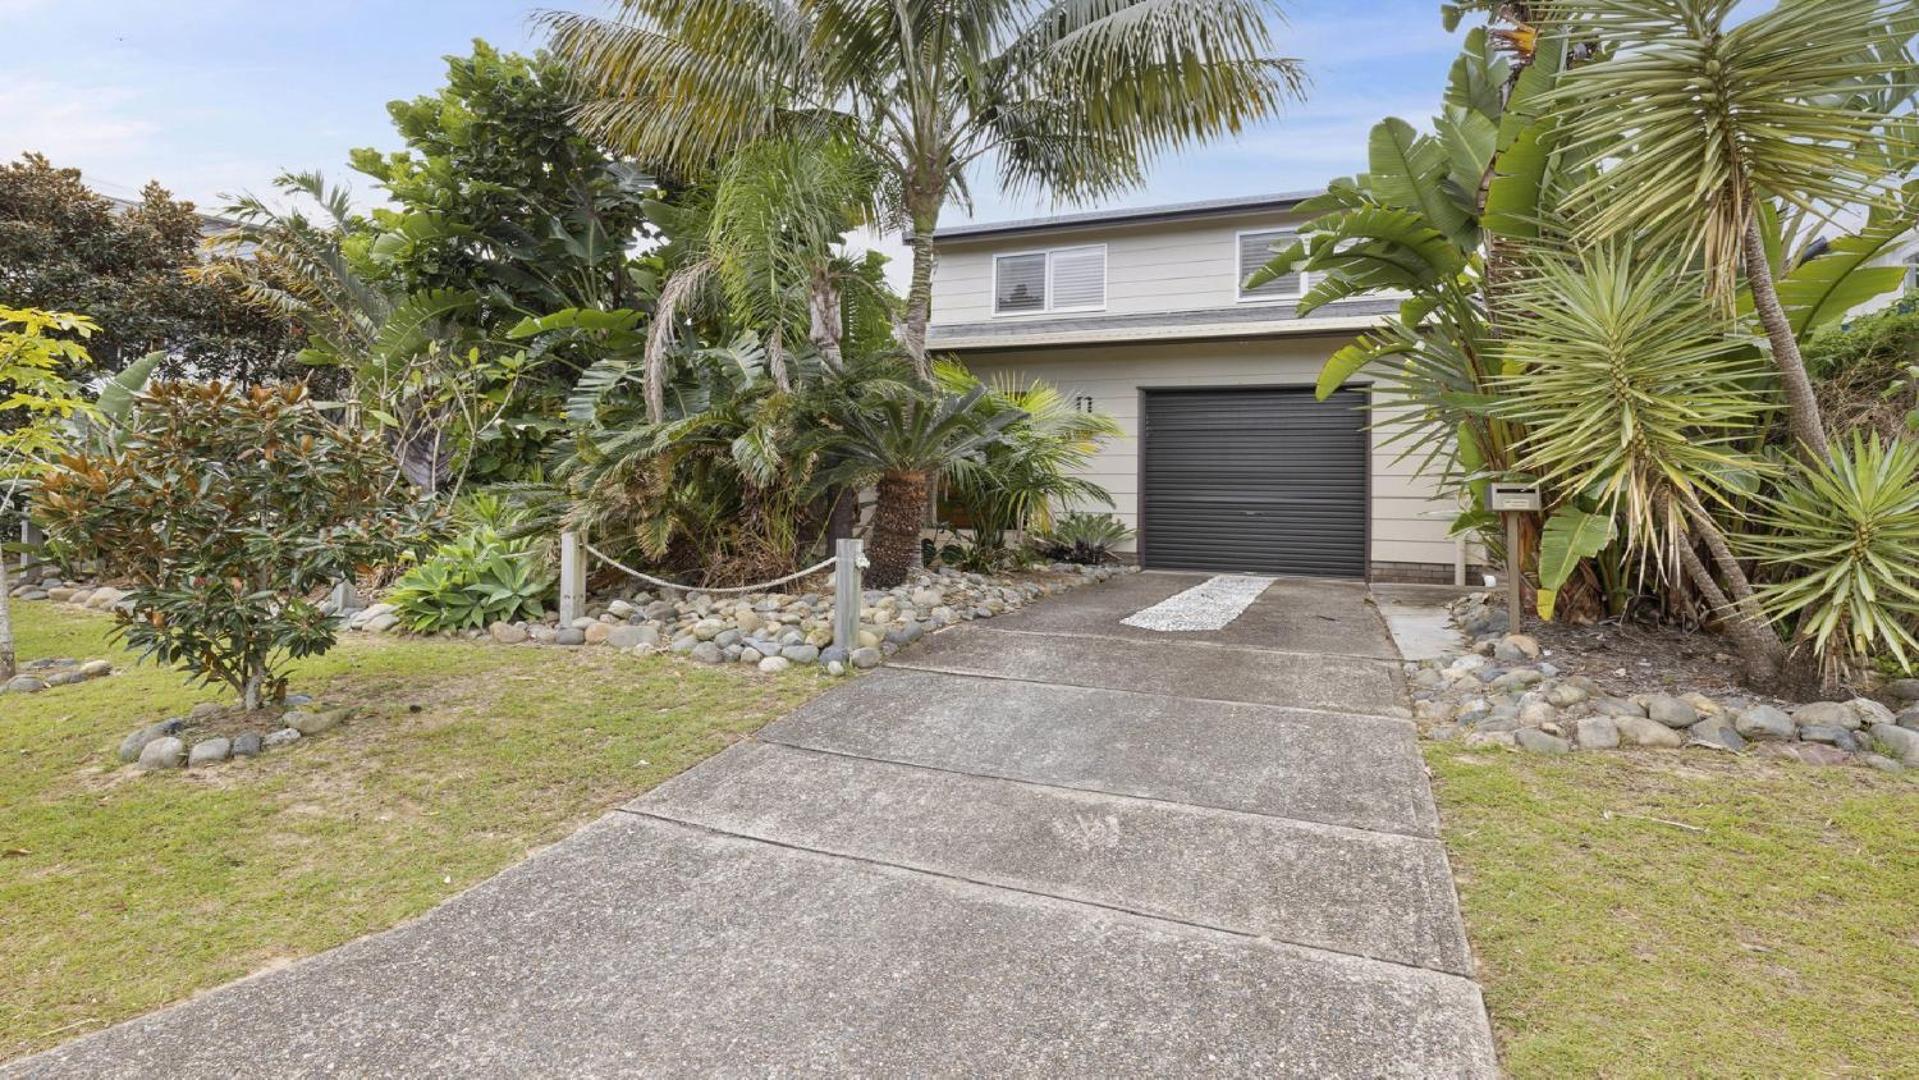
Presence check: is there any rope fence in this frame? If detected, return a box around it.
[560,531,869,652]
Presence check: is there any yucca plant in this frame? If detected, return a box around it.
[1489,246,1787,680]
[1543,0,1919,459]
[1749,433,1919,677]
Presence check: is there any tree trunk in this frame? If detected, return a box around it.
[867,470,928,589]
[827,486,858,544]
[808,272,843,374]
[899,199,939,382]
[1669,491,1785,686]
[1743,217,1830,461]
[0,556,14,681]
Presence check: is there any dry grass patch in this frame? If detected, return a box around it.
[1,603,826,1061]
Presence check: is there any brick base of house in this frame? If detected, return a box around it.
[1369,561,1490,586]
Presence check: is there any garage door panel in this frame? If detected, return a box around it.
[1141,387,1367,577]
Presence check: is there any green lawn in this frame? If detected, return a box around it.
[0,602,826,1062]
[1428,746,1918,1077]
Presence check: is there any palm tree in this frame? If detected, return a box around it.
[642,136,891,422]
[544,0,1303,375]
[816,384,1023,587]
[1544,0,1918,460]
[934,361,1120,553]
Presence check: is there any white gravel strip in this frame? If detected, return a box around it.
[1120,575,1277,632]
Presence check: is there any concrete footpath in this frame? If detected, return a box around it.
[13,572,1497,1078]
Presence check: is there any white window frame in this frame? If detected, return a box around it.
[1235,227,1309,303]
[992,244,1108,317]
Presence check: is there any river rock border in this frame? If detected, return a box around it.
[3,655,114,695]
[115,697,347,772]
[1410,594,1919,773]
[342,563,1137,675]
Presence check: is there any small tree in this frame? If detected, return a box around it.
[0,307,98,680]
[36,382,415,708]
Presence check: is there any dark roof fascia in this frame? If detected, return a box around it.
[923,190,1325,244]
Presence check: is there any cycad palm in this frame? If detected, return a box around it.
[815,384,1023,587]
[544,0,1303,373]
[1544,0,1918,458]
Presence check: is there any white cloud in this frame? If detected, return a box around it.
[0,78,156,163]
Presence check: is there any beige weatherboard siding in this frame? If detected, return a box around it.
[928,191,1474,580]
[957,337,1467,572]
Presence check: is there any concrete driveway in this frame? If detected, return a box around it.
[12,572,1495,1078]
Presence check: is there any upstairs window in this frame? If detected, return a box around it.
[994,245,1106,315]
[1237,229,1305,301]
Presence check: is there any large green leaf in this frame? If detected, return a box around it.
[1482,118,1555,239]
[1252,207,1466,314]
[1367,118,1476,248]
[1536,507,1616,620]
[1496,31,1565,152]
[1757,213,1917,336]
[1443,28,1507,118]
[95,351,162,424]
[1315,335,1414,400]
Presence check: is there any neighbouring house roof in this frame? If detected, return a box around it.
[927,297,1398,352]
[103,194,240,240]
[929,190,1325,243]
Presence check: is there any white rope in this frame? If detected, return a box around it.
[581,541,840,595]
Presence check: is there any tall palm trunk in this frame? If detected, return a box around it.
[808,272,844,374]
[1743,218,1830,461]
[867,469,928,589]
[899,197,940,382]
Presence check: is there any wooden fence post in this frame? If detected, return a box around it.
[559,529,586,625]
[833,538,863,653]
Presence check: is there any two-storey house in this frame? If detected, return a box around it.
[928,192,1470,584]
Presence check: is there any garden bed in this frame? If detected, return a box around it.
[341,561,1136,673]
[1407,593,1919,772]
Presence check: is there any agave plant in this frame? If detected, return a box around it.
[1749,433,1919,675]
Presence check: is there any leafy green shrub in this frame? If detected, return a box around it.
[1033,513,1134,565]
[388,495,555,632]
[36,381,415,708]
[934,362,1121,552]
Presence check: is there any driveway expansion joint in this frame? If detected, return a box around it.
[615,806,1478,983]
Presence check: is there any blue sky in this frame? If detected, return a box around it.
[2,0,1461,272]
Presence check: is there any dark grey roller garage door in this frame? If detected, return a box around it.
[1140,386,1368,577]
